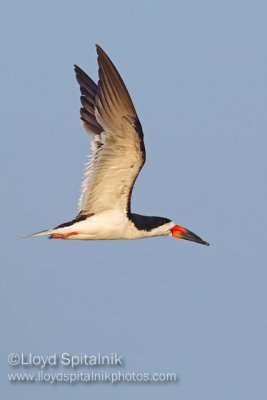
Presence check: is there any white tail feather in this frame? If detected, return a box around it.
[21,229,56,238]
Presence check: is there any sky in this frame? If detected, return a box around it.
[1,0,267,399]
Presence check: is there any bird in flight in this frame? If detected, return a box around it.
[28,45,209,245]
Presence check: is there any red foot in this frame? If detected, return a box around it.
[52,231,78,239]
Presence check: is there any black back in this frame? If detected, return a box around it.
[129,213,171,232]
[54,213,94,229]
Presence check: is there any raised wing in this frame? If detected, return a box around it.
[74,45,146,216]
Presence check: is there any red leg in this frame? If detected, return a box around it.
[51,231,78,239]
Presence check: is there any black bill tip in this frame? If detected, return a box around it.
[184,230,210,246]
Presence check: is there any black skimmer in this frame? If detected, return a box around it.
[28,45,209,246]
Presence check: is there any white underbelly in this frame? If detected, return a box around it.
[57,210,130,240]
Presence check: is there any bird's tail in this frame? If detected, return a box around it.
[21,229,58,238]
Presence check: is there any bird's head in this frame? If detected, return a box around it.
[169,224,209,246]
[130,214,209,245]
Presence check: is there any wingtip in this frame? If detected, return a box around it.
[74,64,82,73]
[95,44,106,57]
[74,64,80,75]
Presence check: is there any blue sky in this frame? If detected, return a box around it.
[1,0,267,399]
